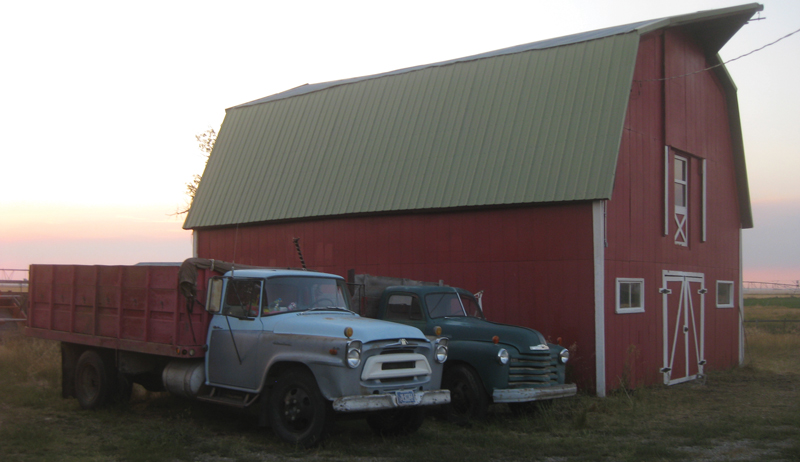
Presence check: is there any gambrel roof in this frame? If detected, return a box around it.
[184,3,760,230]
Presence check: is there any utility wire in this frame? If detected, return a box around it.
[635,26,800,82]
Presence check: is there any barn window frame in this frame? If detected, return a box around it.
[616,278,645,314]
[674,155,689,246]
[665,147,708,246]
[716,280,735,308]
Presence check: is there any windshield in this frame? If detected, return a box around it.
[425,291,484,319]
[262,276,351,315]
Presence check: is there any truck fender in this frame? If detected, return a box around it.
[445,340,511,395]
[258,352,343,401]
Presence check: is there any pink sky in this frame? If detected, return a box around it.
[1,204,192,269]
[2,1,799,285]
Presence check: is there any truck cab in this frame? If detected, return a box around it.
[201,269,450,443]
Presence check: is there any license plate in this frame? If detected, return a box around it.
[395,390,416,406]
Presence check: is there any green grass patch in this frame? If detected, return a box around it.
[744,296,800,309]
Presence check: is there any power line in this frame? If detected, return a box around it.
[635,26,800,83]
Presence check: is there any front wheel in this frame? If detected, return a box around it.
[442,364,488,423]
[365,408,425,436]
[268,368,331,447]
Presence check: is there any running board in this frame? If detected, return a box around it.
[196,388,258,408]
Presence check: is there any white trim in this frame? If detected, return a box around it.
[716,280,735,308]
[739,229,745,365]
[702,159,707,242]
[664,146,670,236]
[192,230,199,258]
[661,271,706,386]
[663,270,704,278]
[616,278,645,313]
[593,201,606,397]
[674,155,689,246]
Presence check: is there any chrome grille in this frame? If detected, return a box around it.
[508,351,558,388]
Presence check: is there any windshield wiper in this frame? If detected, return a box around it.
[306,306,355,314]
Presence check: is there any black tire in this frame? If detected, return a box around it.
[268,368,331,447]
[365,408,425,437]
[442,364,488,423]
[75,350,114,410]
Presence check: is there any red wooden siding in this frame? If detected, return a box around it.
[195,204,599,387]
[603,30,742,390]
[194,29,746,393]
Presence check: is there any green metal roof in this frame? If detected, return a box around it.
[184,4,760,230]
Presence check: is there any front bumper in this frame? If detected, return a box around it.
[492,383,577,403]
[332,389,450,412]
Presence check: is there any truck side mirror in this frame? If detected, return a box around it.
[206,277,223,314]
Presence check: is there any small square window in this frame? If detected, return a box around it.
[717,281,735,308]
[616,278,645,314]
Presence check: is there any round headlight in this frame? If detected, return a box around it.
[559,348,570,364]
[497,348,509,365]
[435,344,448,363]
[434,338,448,363]
[346,341,362,368]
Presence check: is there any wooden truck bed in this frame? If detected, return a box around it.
[26,264,212,358]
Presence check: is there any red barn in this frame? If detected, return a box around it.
[183,4,761,395]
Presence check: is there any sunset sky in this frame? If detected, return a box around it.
[2,0,798,283]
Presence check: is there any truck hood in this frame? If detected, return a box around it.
[273,311,428,344]
[437,317,548,353]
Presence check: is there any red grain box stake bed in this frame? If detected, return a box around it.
[26,264,211,357]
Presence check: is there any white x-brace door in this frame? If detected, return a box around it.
[661,271,706,385]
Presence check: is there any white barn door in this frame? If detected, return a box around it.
[661,271,706,385]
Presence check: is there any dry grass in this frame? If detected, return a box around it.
[744,306,800,321]
[0,307,798,461]
[744,296,800,334]
[0,335,61,393]
[744,327,800,374]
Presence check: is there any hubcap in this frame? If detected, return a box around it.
[282,386,312,432]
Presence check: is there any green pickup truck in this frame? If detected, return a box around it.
[351,273,577,421]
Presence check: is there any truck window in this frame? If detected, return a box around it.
[426,292,484,319]
[459,294,483,318]
[223,279,263,318]
[426,293,461,318]
[262,276,351,314]
[386,294,424,321]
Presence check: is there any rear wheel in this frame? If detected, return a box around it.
[366,408,425,436]
[442,364,488,423]
[268,368,331,447]
[75,350,114,409]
